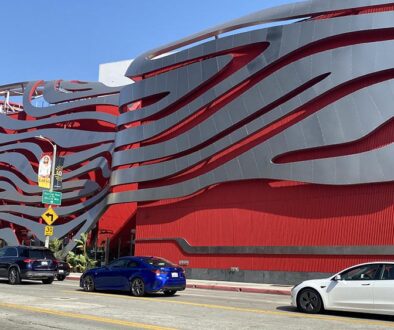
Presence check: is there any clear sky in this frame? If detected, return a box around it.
[0,0,295,85]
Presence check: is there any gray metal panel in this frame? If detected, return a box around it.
[137,238,394,256]
[126,0,394,77]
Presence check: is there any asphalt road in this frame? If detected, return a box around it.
[0,279,393,329]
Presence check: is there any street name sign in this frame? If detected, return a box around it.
[41,207,59,225]
[42,190,62,205]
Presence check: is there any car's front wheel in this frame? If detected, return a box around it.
[163,290,177,296]
[83,275,95,292]
[8,267,21,285]
[297,288,324,314]
[130,278,145,297]
[42,277,54,284]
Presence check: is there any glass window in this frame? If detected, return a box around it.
[26,249,54,259]
[109,259,128,268]
[4,247,17,257]
[143,257,175,267]
[381,265,394,280]
[127,261,139,268]
[341,264,380,281]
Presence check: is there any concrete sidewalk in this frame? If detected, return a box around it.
[66,273,292,296]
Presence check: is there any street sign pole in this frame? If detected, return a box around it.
[36,135,57,248]
[45,143,56,249]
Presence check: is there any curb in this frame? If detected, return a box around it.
[66,276,291,296]
[67,276,80,281]
[186,283,291,295]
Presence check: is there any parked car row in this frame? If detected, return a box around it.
[0,246,70,284]
[0,245,187,298]
[3,245,393,316]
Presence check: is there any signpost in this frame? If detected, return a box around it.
[42,190,62,206]
[35,135,61,248]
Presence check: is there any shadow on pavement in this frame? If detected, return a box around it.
[276,305,394,322]
[74,288,180,298]
[276,306,297,312]
[0,279,43,286]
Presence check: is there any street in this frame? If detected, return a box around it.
[0,279,392,329]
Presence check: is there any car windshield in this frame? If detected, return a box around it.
[144,257,175,267]
[27,249,54,259]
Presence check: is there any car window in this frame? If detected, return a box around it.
[127,261,139,268]
[109,259,128,268]
[4,247,17,257]
[381,265,394,280]
[26,249,54,259]
[341,264,380,281]
[144,257,175,267]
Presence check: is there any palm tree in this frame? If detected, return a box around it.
[66,233,96,272]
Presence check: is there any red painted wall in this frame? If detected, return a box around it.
[135,179,394,273]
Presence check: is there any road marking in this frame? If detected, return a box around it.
[64,290,394,328]
[0,302,175,330]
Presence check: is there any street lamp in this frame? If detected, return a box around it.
[35,135,57,248]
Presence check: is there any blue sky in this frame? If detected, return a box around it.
[0,0,294,85]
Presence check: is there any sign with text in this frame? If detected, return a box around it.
[53,157,64,190]
[44,226,54,236]
[38,154,52,189]
[42,190,62,206]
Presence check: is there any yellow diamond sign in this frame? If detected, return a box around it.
[44,226,54,236]
[41,207,59,226]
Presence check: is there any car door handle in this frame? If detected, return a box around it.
[361,283,371,286]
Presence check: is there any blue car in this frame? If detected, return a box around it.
[80,256,186,296]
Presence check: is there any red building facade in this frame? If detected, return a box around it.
[2,1,394,283]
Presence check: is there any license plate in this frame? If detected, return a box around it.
[58,269,64,273]
[41,261,48,266]
[171,272,178,278]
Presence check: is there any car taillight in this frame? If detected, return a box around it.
[23,259,35,263]
[152,269,167,276]
[52,260,58,265]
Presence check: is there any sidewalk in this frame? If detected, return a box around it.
[67,273,292,296]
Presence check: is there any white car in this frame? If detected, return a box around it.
[291,262,394,315]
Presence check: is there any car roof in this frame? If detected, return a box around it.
[118,256,158,259]
[1,246,51,251]
[350,261,394,266]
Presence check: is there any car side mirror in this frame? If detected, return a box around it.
[333,274,342,281]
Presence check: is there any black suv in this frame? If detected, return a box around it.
[0,246,57,284]
[56,260,71,281]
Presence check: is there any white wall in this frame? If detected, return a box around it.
[98,59,134,87]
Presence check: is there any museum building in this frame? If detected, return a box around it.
[1,0,394,283]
